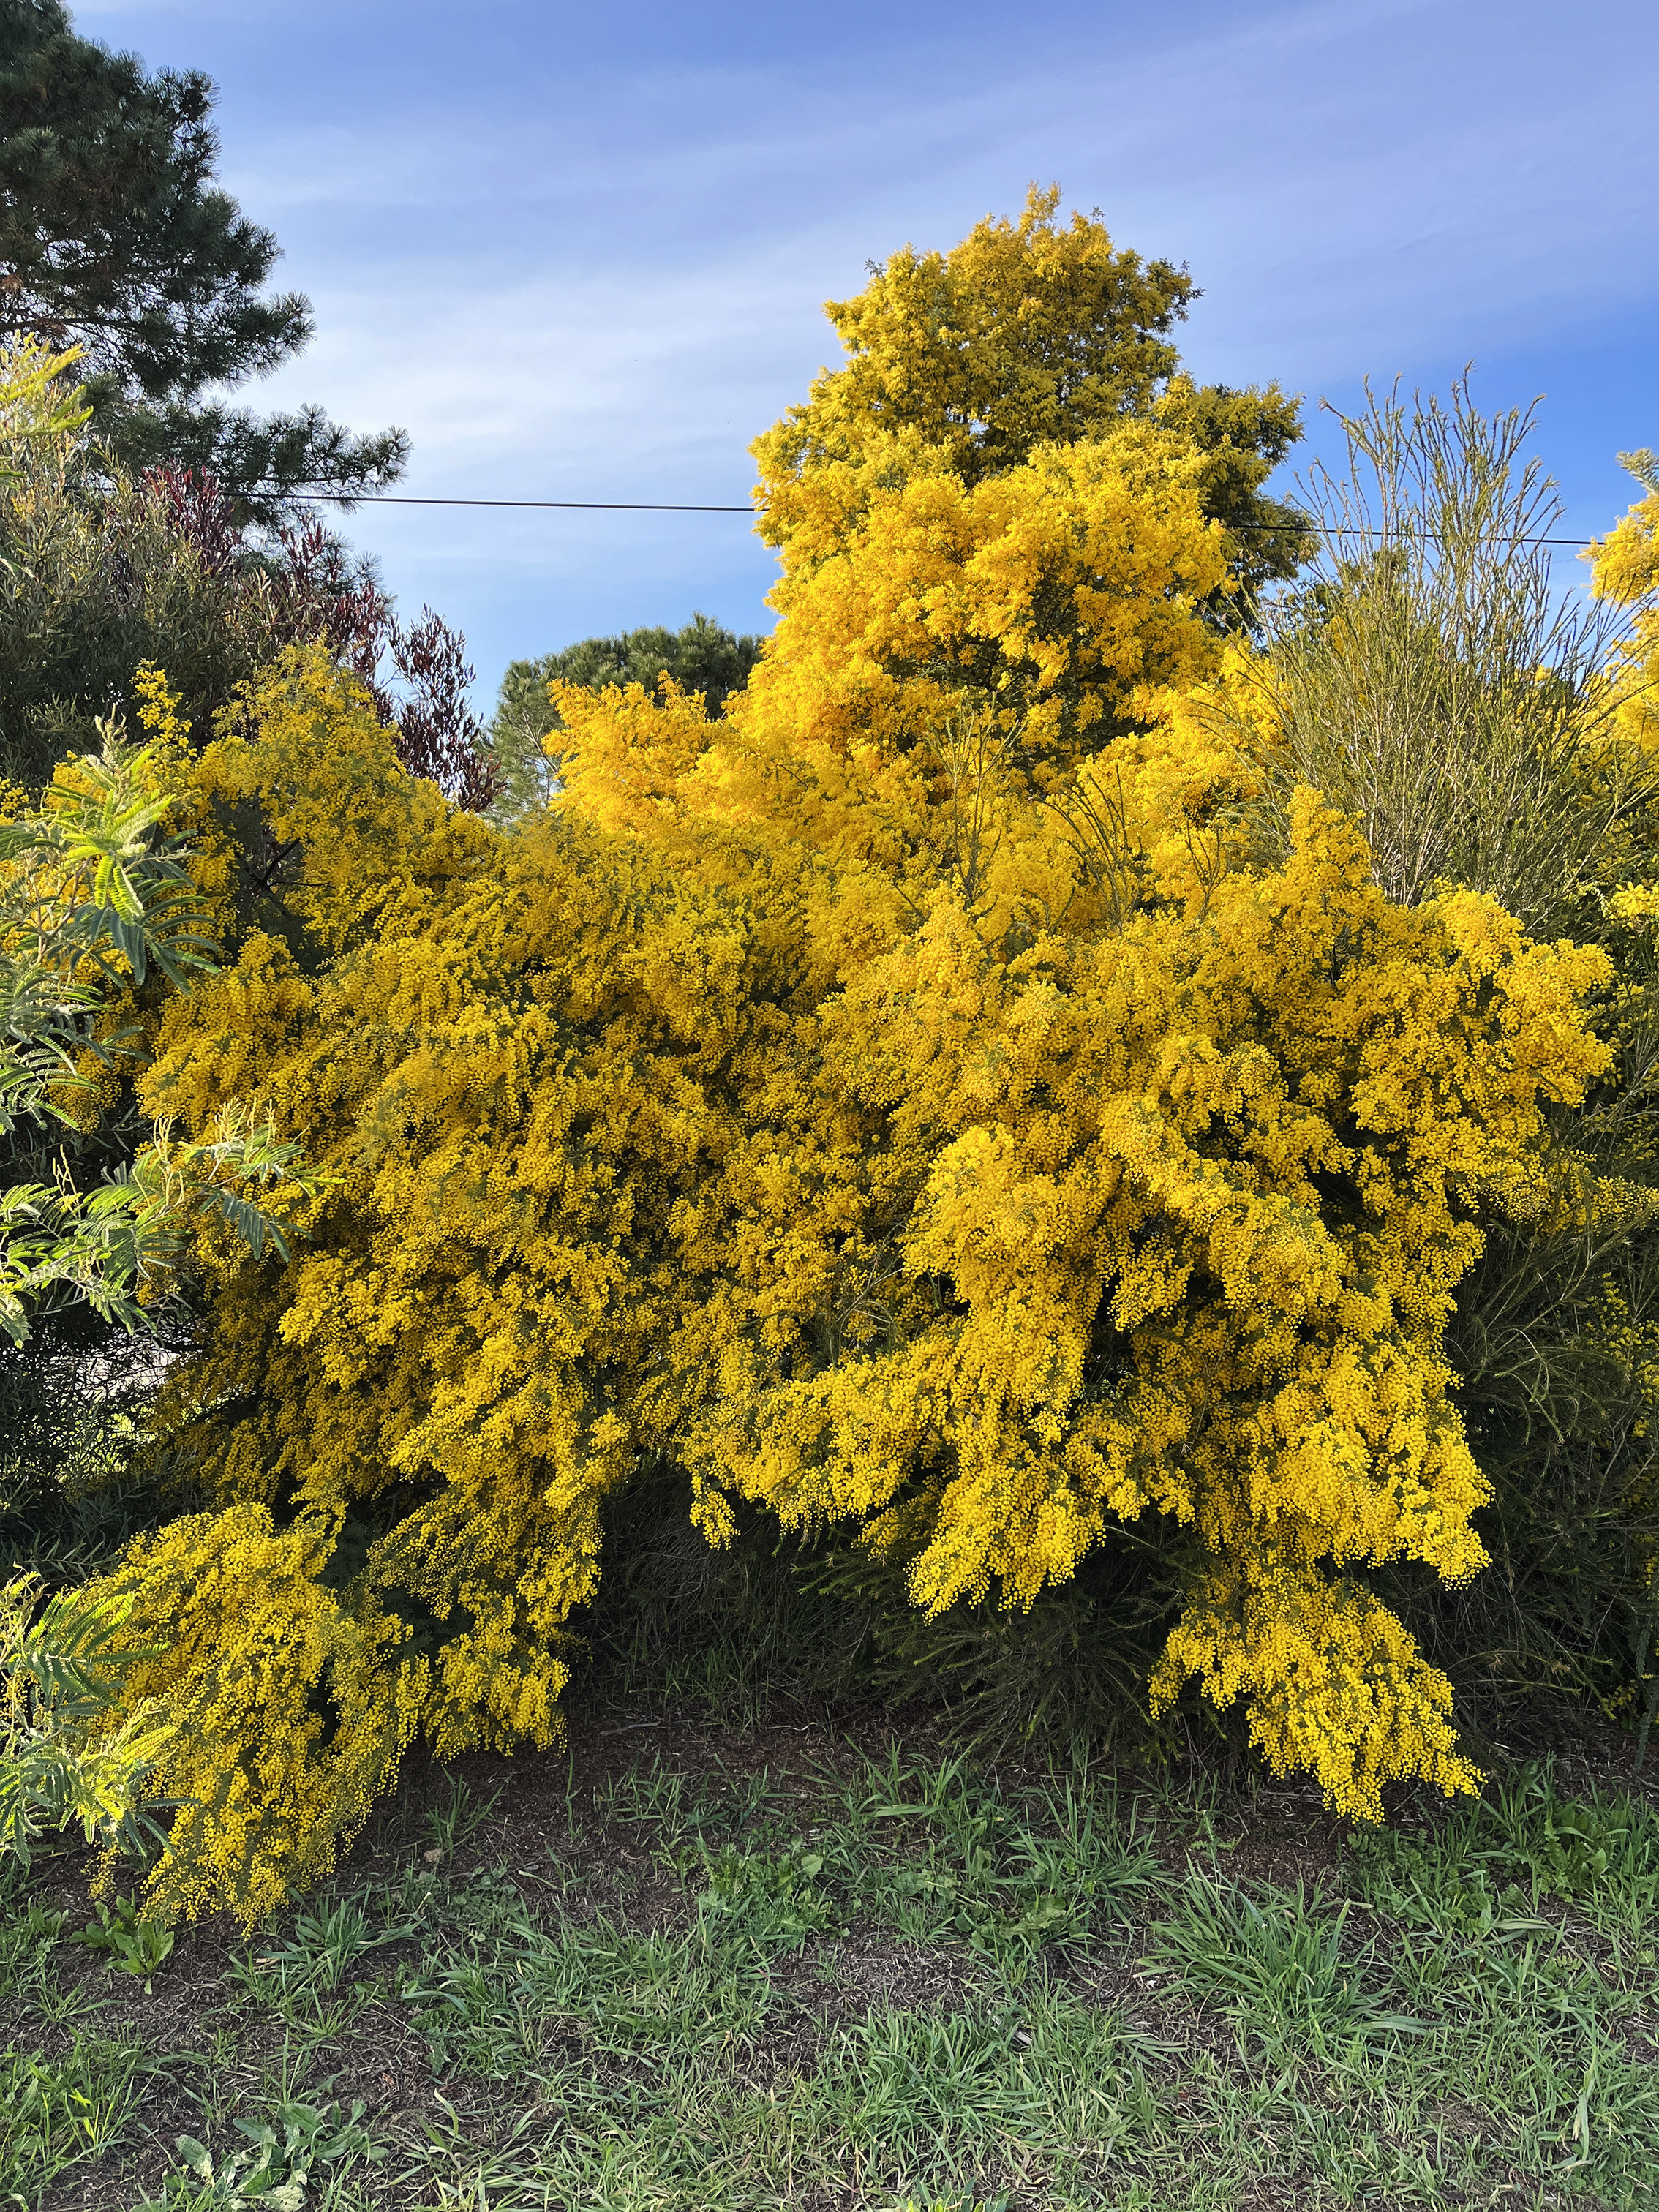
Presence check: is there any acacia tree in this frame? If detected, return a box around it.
[0,0,405,519]
[753,185,1312,627]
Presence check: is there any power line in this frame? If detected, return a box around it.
[1249,522,1598,548]
[283,492,759,513]
[274,489,1607,549]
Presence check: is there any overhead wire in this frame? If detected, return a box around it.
[276,494,759,513]
[263,488,1609,548]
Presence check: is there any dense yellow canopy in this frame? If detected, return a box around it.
[77,204,1625,1920]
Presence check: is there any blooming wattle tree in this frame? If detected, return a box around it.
[69,198,1628,1919]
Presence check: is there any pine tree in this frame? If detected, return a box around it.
[0,0,405,519]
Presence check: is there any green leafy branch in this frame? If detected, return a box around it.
[0,1573,175,1870]
[1,723,334,1344]
[0,340,91,492]
[1,1108,326,1344]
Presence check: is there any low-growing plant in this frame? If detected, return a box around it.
[73,1892,176,1987]
[0,1880,64,1998]
[1,2036,154,2205]
[4,1739,1657,2209]
[153,2095,380,2211]
[1344,1758,1659,1949]
[419,1772,500,1862]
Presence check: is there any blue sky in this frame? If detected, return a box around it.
[77,0,1659,709]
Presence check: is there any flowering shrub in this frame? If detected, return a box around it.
[75,208,1629,1917]
[76,611,1611,1919]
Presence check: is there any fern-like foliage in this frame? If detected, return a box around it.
[0,1573,173,1869]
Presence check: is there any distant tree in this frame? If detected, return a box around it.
[488,613,764,817]
[0,0,405,520]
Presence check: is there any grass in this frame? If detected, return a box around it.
[1,1718,1656,2211]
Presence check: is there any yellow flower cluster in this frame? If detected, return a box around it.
[663,771,1606,1821]
[1586,469,1659,760]
[87,617,1611,1914]
[99,1505,424,1922]
[750,184,1192,528]
[1608,883,1659,927]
